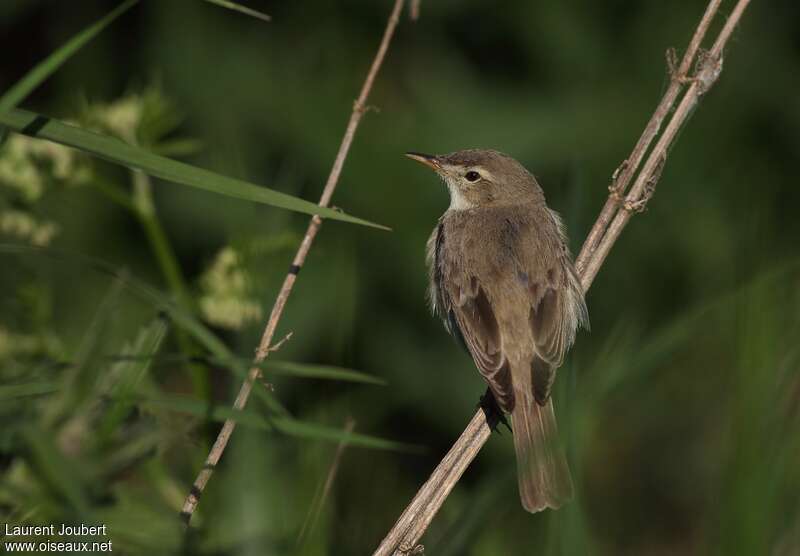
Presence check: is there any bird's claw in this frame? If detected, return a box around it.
[478,389,512,434]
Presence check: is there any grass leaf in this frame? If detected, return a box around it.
[0,245,412,457]
[202,0,271,22]
[20,426,90,514]
[0,381,59,400]
[140,393,273,430]
[0,0,139,112]
[138,393,414,451]
[42,275,125,427]
[264,360,386,385]
[0,242,283,410]
[0,108,388,230]
[271,417,419,452]
[98,318,169,441]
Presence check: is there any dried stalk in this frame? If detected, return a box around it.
[181,0,406,524]
[574,0,723,278]
[297,417,357,547]
[410,0,421,21]
[579,0,750,290]
[374,0,751,553]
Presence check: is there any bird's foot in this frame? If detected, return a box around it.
[478,389,512,435]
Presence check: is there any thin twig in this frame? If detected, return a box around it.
[379,411,491,556]
[410,0,421,21]
[374,1,751,553]
[181,0,406,524]
[297,417,357,547]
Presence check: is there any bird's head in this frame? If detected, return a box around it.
[405,149,544,210]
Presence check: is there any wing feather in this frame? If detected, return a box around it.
[448,283,515,412]
[525,210,588,403]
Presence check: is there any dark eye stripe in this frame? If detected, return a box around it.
[465,171,480,182]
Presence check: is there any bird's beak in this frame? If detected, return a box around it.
[405,152,441,171]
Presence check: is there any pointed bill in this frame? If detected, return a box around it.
[405,152,441,171]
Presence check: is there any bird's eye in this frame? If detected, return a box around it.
[465,171,481,182]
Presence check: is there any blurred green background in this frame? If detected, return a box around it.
[1,0,799,554]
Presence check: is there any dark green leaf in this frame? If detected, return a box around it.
[0,0,138,111]
[42,276,125,427]
[265,360,386,385]
[98,318,169,440]
[20,427,90,514]
[137,393,416,451]
[0,381,59,400]
[270,417,419,452]
[0,109,388,229]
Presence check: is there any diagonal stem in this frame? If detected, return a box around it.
[297,417,357,547]
[180,0,406,525]
[575,0,723,276]
[580,0,751,291]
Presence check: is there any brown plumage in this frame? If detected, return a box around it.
[408,149,588,512]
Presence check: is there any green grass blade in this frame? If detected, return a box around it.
[0,381,59,400]
[140,393,273,430]
[0,245,411,451]
[0,242,282,409]
[101,354,385,386]
[203,0,271,22]
[271,416,419,452]
[139,393,416,451]
[20,426,90,514]
[42,276,125,427]
[0,109,388,229]
[263,360,386,385]
[98,318,169,440]
[0,0,138,112]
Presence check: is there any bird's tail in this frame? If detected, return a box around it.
[511,394,573,512]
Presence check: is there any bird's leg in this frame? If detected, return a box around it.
[478,388,512,434]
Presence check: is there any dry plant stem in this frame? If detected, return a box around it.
[180,0,405,524]
[582,0,751,290]
[374,0,751,553]
[574,0,722,276]
[297,417,357,546]
[383,411,491,555]
[410,0,421,21]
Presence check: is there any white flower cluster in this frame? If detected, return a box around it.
[0,210,59,246]
[0,93,150,246]
[199,247,263,330]
[0,133,90,201]
[0,132,93,246]
[97,95,144,143]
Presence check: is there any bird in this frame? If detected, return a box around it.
[406,149,588,512]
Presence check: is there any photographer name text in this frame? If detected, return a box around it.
[5,523,107,536]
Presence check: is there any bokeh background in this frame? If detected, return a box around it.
[1,0,799,554]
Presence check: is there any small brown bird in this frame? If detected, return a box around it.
[407,149,588,512]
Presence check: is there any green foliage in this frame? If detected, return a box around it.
[263,360,386,385]
[0,0,138,112]
[0,108,385,228]
[202,0,271,22]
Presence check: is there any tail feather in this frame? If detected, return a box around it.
[511,395,573,512]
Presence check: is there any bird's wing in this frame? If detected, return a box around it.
[527,276,568,402]
[431,217,515,411]
[521,211,588,403]
[443,274,515,412]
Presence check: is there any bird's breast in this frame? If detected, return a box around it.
[441,208,530,274]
